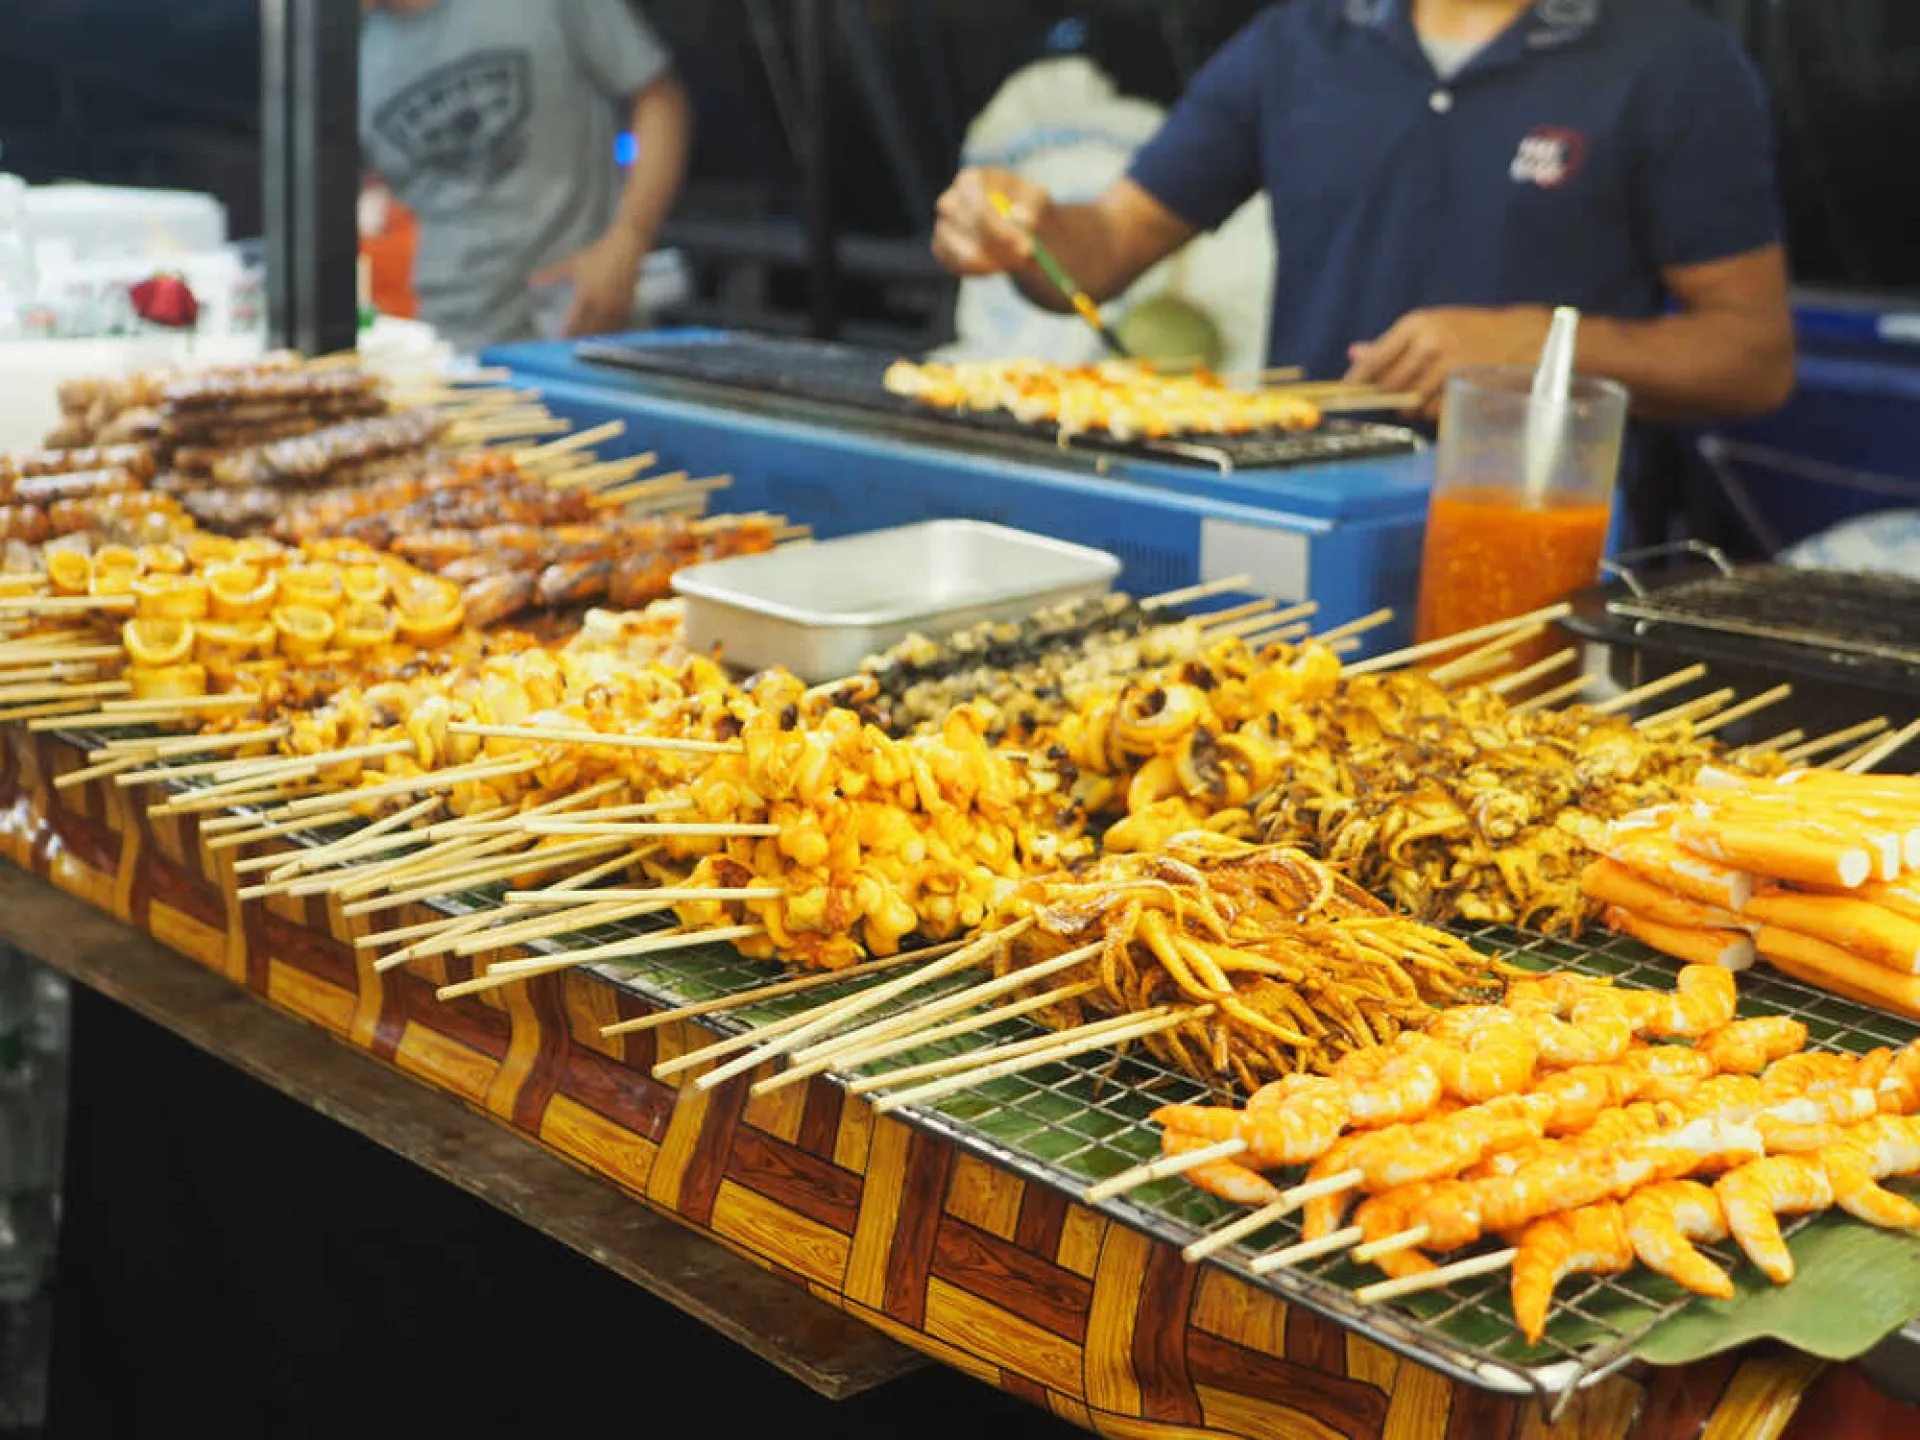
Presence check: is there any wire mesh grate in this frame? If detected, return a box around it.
[579,915,1920,1407]
[67,734,1920,1409]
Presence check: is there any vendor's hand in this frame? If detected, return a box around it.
[530,232,645,338]
[932,167,1053,277]
[1346,306,1555,420]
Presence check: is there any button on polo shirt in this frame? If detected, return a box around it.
[1127,0,1782,378]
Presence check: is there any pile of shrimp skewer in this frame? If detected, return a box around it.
[1139,961,1920,1343]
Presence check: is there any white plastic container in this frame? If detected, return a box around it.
[674,520,1121,681]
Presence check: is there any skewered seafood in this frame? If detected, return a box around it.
[986,832,1511,1090]
[1243,671,1784,932]
[884,359,1324,442]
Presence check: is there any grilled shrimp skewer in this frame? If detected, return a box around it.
[1716,1116,1920,1283]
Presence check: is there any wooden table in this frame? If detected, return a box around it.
[5,723,1915,1439]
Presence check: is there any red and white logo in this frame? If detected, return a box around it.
[1509,127,1586,189]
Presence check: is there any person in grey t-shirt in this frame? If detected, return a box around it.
[360,0,690,351]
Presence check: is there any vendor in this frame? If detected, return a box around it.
[931,0,1795,425]
[359,0,691,350]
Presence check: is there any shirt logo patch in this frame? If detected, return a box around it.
[372,49,532,184]
[1509,127,1586,189]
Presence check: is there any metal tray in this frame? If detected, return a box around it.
[672,520,1121,681]
[85,739,1920,1417]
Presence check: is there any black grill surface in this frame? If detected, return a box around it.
[577,333,1421,474]
[1608,564,1920,668]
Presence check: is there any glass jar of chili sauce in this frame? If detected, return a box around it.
[1414,366,1629,661]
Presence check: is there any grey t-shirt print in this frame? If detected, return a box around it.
[371,49,533,190]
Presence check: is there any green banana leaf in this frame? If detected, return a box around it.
[1634,1183,1920,1367]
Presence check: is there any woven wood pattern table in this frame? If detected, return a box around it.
[0,724,1904,1439]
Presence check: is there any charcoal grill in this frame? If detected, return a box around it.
[575,332,1422,476]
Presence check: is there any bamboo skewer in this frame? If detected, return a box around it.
[513,418,625,464]
[52,752,146,791]
[0,699,97,724]
[1318,393,1423,414]
[1430,628,1543,686]
[1346,603,1573,677]
[1242,621,1313,648]
[1142,574,1254,610]
[1249,1226,1364,1275]
[0,663,101,687]
[757,943,1105,1096]
[444,898,679,958]
[1084,1136,1249,1204]
[368,852,640,971]
[502,886,783,906]
[103,693,265,715]
[337,837,628,918]
[328,782,625,898]
[446,721,743,756]
[785,941,1104,1069]
[0,594,135,613]
[1308,608,1395,648]
[1636,687,1738,733]
[1689,682,1793,738]
[1190,598,1277,631]
[604,941,967,1041]
[1355,1248,1519,1306]
[1589,663,1710,716]
[0,680,127,704]
[1213,610,1308,642]
[436,924,766,1000]
[275,755,542,817]
[209,738,413,784]
[689,921,1033,1093]
[1845,716,1920,774]
[1181,1167,1370,1264]
[813,981,1099,1089]
[650,1001,834,1080]
[202,806,358,847]
[98,727,289,760]
[1216,601,1318,640]
[247,797,442,881]
[1780,718,1889,764]
[1730,728,1804,762]
[136,739,412,797]
[851,1005,1183,1101]
[1351,1226,1431,1264]
[369,912,504,972]
[517,820,781,840]
[0,645,120,668]
[151,785,319,818]
[331,812,518,896]
[1509,674,1600,715]
[868,1006,1213,1116]
[1485,647,1580,697]
[482,920,765,977]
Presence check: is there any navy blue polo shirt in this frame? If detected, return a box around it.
[1128,0,1782,378]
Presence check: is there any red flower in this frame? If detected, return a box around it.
[130,272,200,328]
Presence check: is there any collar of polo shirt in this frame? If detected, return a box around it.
[1338,0,1602,50]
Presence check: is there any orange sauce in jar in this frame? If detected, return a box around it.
[1414,485,1611,658]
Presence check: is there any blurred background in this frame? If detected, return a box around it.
[5,2,1917,344]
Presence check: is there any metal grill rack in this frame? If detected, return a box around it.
[87,743,1920,1417]
[531,910,1920,1417]
[575,333,1423,476]
[1609,563,1920,671]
